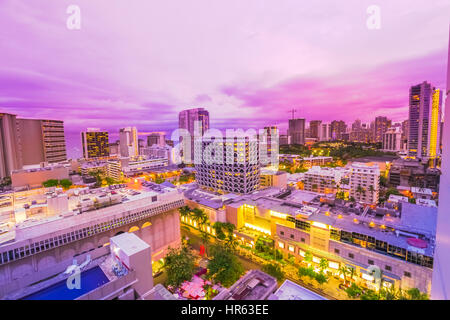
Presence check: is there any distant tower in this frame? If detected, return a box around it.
[288,119,306,145]
[178,108,210,163]
[0,112,22,178]
[119,127,138,158]
[81,128,110,159]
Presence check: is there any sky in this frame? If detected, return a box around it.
[0,0,449,158]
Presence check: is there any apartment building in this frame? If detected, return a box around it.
[303,166,347,194]
[348,162,380,204]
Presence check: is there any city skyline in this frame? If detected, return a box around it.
[1,0,449,160]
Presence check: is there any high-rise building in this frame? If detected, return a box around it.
[348,162,380,204]
[401,120,409,142]
[195,136,260,194]
[374,116,391,143]
[259,126,279,167]
[330,120,347,140]
[147,132,166,147]
[178,108,210,163]
[352,119,362,131]
[16,118,67,165]
[407,81,443,160]
[0,113,21,179]
[288,119,306,145]
[382,127,402,152]
[1,113,67,179]
[81,129,110,159]
[431,29,450,300]
[119,127,138,158]
[350,121,373,143]
[309,120,322,139]
[319,123,331,141]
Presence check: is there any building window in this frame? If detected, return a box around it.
[368,259,374,265]
[280,231,284,236]
[288,245,295,252]
[334,249,340,254]
[404,271,411,278]
[301,238,305,243]
[290,234,294,239]
[278,242,285,249]
[348,253,354,259]
[385,265,392,271]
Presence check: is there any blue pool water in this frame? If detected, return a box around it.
[23,266,110,300]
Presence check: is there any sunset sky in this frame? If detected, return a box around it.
[1,0,449,158]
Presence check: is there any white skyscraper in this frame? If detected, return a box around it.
[119,127,138,158]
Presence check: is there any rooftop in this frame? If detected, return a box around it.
[220,270,277,300]
[269,280,327,300]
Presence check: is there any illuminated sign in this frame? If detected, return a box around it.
[312,221,329,229]
[270,210,287,219]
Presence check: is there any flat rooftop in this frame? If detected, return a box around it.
[0,182,181,246]
[224,270,277,300]
[270,280,327,300]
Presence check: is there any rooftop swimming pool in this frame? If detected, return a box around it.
[23,266,109,300]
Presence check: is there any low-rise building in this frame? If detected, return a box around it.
[222,188,435,294]
[11,164,70,189]
[260,169,287,189]
[303,166,347,194]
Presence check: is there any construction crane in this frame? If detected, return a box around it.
[288,109,298,119]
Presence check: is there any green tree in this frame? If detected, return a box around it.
[339,266,349,285]
[314,272,328,287]
[262,263,285,281]
[319,258,328,272]
[59,179,73,190]
[360,289,380,300]
[179,206,191,219]
[345,283,362,299]
[303,251,313,264]
[208,244,244,287]
[405,288,429,300]
[42,179,59,188]
[163,246,196,287]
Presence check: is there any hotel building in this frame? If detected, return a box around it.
[1,113,67,179]
[119,127,139,158]
[81,129,110,159]
[374,116,391,143]
[17,118,67,165]
[222,188,435,294]
[407,81,443,161]
[288,119,306,145]
[178,108,210,163]
[330,120,347,141]
[303,166,347,194]
[348,162,380,204]
[382,127,403,152]
[147,132,166,147]
[195,136,260,194]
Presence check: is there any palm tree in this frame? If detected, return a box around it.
[179,206,191,220]
[339,266,348,285]
[319,258,328,272]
